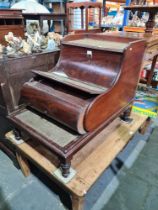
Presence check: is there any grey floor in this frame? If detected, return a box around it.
[0,116,158,210]
[102,127,158,210]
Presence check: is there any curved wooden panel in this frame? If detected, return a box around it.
[19,33,146,134]
[84,41,146,131]
[55,45,122,88]
[21,81,90,134]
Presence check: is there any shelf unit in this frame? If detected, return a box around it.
[124,5,158,34]
[124,5,158,87]
[101,0,131,31]
[44,0,66,35]
[67,2,102,33]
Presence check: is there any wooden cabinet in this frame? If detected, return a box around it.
[23,13,66,35]
[0,9,24,45]
[124,5,158,87]
[0,50,60,115]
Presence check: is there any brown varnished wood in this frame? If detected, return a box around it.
[20,33,146,134]
[102,31,158,87]
[8,33,146,177]
[0,9,24,45]
[84,40,145,131]
[0,51,60,115]
[0,51,60,170]
[21,81,90,133]
[62,32,142,43]
[55,45,122,87]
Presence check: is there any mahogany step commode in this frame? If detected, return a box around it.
[8,33,146,177]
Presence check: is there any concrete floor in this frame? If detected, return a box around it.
[102,127,158,210]
[0,118,157,210]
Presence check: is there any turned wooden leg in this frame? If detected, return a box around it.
[71,194,84,210]
[48,20,51,32]
[60,158,71,178]
[16,152,30,177]
[13,129,21,141]
[147,55,158,87]
[0,141,16,161]
[120,105,133,123]
[39,18,44,34]
[145,12,156,34]
[139,117,151,135]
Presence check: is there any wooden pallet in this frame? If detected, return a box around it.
[5,112,148,210]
